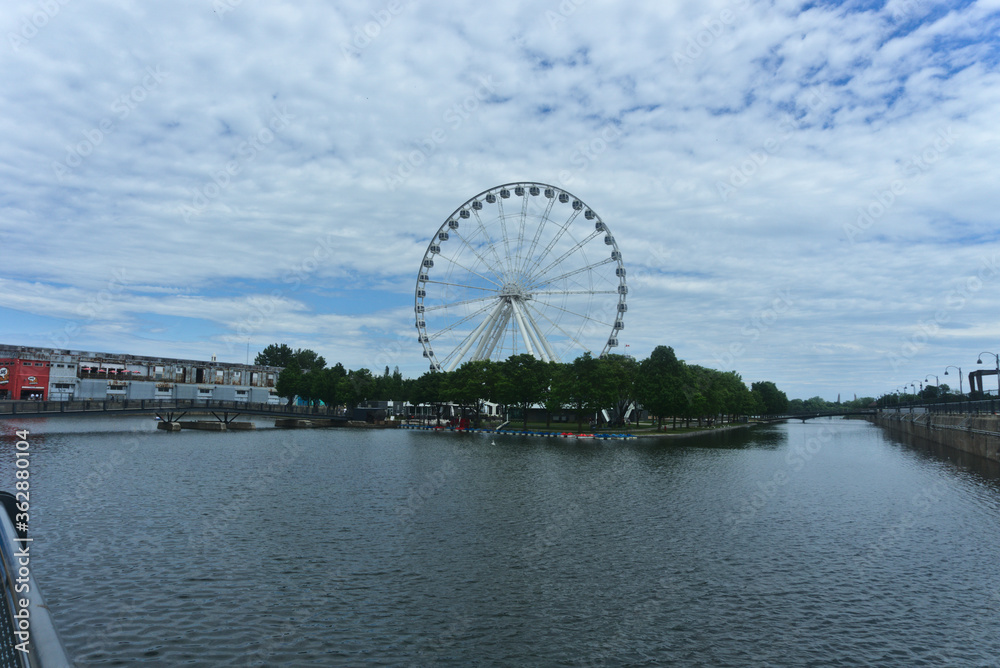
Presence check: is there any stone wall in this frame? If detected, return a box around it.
[871,412,1000,462]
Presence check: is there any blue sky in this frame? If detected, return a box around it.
[2,0,999,400]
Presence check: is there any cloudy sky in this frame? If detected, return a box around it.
[2,0,999,400]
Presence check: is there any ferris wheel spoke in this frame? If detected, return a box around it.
[423,293,501,313]
[526,257,614,292]
[516,191,529,267]
[525,301,589,356]
[435,251,504,289]
[530,294,614,328]
[422,279,498,293]
[525,229,603,285]
[428,300,499,342]
[532,290,618,296]
[521,208,582,279]
[516,195,557,278]
[471,208,510,283]
[496,196,513,276]
[448,228,508,285]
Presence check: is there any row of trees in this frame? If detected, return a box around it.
[261,343,790,430]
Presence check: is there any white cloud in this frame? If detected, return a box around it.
[1,0,999,399]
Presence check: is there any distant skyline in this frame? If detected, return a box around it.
[2,0,999,400]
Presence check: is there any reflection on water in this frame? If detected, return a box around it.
[1,417,998,665]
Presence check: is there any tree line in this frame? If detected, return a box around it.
[258,343,790,429]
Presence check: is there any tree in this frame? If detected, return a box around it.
[636,346,687,429]
[275,360,304,405]
[497,354,550,429]
[752,381,789,415]
[255,343,294,367]
[339,368,374,411]
[598,354,640,426]
[254,343,325,371]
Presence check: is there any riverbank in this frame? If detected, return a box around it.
[869,412,1000,462]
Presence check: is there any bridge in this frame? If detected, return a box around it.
[0,398,348,423]
[759,409,877,423]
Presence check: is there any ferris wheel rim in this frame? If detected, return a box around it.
[414,181,627,372]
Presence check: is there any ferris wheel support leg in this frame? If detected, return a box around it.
[526,303,559,361]
[512,299,551,362]
[472,303,507,361]
[448,300,506,372]
[477,308,511,361]
[510,300,539,359]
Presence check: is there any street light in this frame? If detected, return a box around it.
[944,365,963,395]
[977,352,1000,395]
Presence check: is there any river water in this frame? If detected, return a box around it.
[1,417,999,666]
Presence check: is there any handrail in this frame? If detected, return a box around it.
[0,399,347,420]
[0,494,72,667]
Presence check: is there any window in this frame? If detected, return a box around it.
[236,390,247,396]
[54,383,73,389]
[198,388,212,395]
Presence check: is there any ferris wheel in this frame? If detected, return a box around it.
[415,182,627,372]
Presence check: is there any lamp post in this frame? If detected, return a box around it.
[944,366,963,396]
[977,352,1000,395]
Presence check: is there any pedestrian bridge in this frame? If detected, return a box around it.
[0,398,347,423]
[762,409,876,423]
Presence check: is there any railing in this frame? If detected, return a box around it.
[911,399,1000,415]
[0,399,345,419]
[0,493,71,667]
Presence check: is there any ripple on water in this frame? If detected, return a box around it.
[5,420,1000,665]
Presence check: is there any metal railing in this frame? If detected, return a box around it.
[0,493,71,667]
[881,399,1000,415]
[0,399,345,420]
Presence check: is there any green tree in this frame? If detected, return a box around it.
[598,354,640,426]
[339,368,375,410]
[752,381,789,415]
[254,343,326,371]
[274,360,304,405]
[497,354,550,429]
[255,343,295,367]
[636,345,687,429]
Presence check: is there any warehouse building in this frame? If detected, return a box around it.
[0,345,282,403]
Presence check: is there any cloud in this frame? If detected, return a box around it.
[1,0,999,400]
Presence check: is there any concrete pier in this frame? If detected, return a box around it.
[156,421,182,431]
[179,421,226,431]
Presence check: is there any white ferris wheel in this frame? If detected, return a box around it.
[415,182,627,372]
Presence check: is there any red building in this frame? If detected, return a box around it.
[0,357,51,400]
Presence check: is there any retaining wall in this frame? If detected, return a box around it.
[871,412,1000,462]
